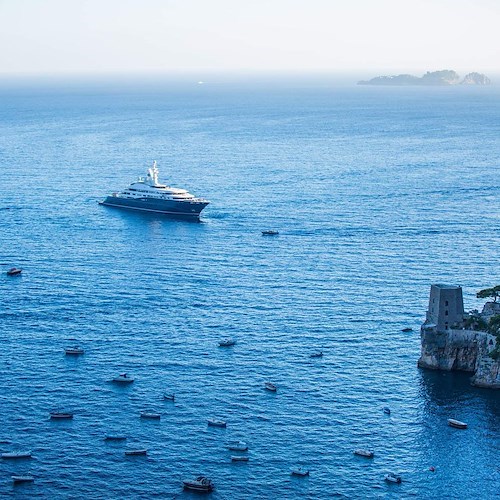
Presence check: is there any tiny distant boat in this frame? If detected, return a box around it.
[12,476,34,483]
[218,338,236,347]
[228,441,248,451]
[262,230,279,236]
[385,472,402,484]
[112,373,134,384]
[140,412,161,420]
[383,407,391,415]
[207,419,226,428]
[6,267,22,276]
[104,436,127,441]
[1,451,32,459]
[310,351,323,358]
[163,393,175,401]
[125,449,147,456]
[231,455,249,462]
[65,347,84,355]
[448,418,467,429]
[429,466,436,472]
[401,327,413,332]
[291,468,310,476]
[50,412,73,420]
[354,449,374,458]
[265,382,277,392]
[182,476,215,493]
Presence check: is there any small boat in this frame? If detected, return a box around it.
[291,468,310,476]
[429,466,436,472]
[163,393,175,401]
[265,382,277,392]
[1,452,32,459]
[354,449,374,458]
[218,338,236,347]
[401,327,413,332]
[207,419,226,428]
[385,472,402,484]
[12,476,34,483]
[383,407,391,415]
[310,351,323,358]
[231,455,249,462]
[262,230,279,236]
[104,435,127,441]
[448,418,467,429]
[228,441,248,451]
[65,347,84,355]
[112,373,134,384]
[6,267,22,276]
[50,412,73,419]
[140,412,161,419]
[182,476,215,493]
[125,449,147,456]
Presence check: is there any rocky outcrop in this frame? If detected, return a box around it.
[359,69,491,86]
[418,325,500,388]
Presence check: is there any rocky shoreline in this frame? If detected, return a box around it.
[359,70,491,86]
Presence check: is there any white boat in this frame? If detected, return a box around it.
[125,449,147,456]
[354,449,374,458]
[310,351,323,358]
[182,476,215,492]
[218,338,236,347]
[50,412,73,419]
[207,419,226,428]
[12,476,34,483]
[163,393,175,401]
[65,347,84,355]
[231,455,249,462]
[1,452,32,459]
[448,418,467,429]
[112,373,134,384]
[385,472,402,484]
[291,468,310,476]
[265,382,277,392]
[228,441,248,451]
[140,412,161,419]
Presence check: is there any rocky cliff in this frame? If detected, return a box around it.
[418,325,500,388]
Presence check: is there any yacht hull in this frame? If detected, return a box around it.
[100,196,208,218]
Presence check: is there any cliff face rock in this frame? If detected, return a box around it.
[418,326,500,388]
[461,72,491,85]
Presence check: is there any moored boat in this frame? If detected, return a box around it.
[182,476,215,492]
[262,230,279,236]
[163,393,175,401]
[1,452,32,459]
[231,455,249,462]
[227,441,248,451]
[50,412,73,419]
[354,449,374,458]
[310,351,323,358]
[383,407,391,415]
[448,418,467,429]
[99,161,209,218]
[385,472,402,484]
[218,338,236,347]
[401,327,413,332]
[112,373,134,384]
[12,475,34,483]
[140,412,161,420]
[65,347,84,355]
[6,267,22,276]
[265,382,277,392]
[291,468,310,476]
[207,419,226,428]
[104,436,127,441]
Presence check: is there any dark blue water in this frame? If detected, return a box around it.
[0,77,499,499]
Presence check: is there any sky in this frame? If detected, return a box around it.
[0,0,498,76]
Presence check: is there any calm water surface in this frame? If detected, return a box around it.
[0,78,499,499]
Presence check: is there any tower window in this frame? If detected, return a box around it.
[445,300,449,306]
[445,310,448,316]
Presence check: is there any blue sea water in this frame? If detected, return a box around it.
[0,76,499,499]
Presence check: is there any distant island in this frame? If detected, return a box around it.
[358,70,491,86]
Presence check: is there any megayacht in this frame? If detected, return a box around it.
[99,161,209,218]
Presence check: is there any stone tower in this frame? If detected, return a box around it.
[425,284,465,331]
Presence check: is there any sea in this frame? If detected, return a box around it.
[0,75,499,499]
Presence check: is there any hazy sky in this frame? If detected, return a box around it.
[0,0,498,75]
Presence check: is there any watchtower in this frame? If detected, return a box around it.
[425,284,465,331]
